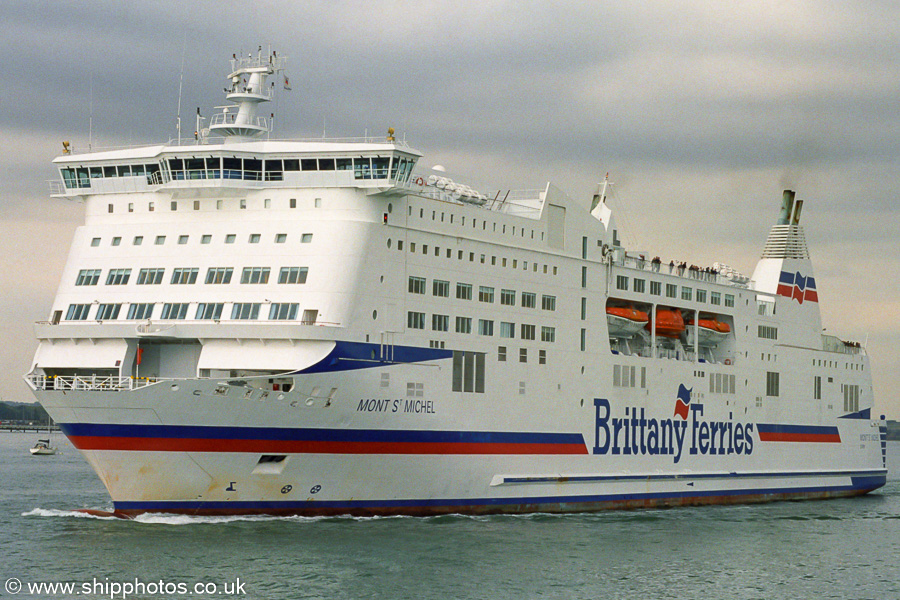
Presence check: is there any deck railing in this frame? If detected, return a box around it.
[27,375,162,392]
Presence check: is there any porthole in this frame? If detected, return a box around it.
[387,238,392,248]
[387,203,393,213]
[373,310,377,319]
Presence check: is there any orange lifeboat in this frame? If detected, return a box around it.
[606,305,649,337]
[646,308,685,338]
[686,316,731,345]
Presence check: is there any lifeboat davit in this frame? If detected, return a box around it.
[606,305,649,337]
[687,316,731,345]
[646,308,685,338]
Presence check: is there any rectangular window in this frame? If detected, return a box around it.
[269,303,299,320]
[541,295,557,311]
[136,268,165,285]
[231,303,260,320]
[725,294,735,308]
[581,328,586,351]
[633,279,645,293]
[105,268,131,285]
[225,234,236,244]
[241,267,270,284]
[814,375,822,400]
[710,291,721,305]
[521,292,536,308]
[126,303,154,320]
[541,326,556,343]
[456,283,473,300]
[111,236,121,246]
[275,233,287,243]
[478,319,494,336]
[696,289,707,303]
[160,303,189,319]
[178,235,189,245]
[205,267,233,284]
[498,346,507,362]
[96,303,121,319]
[616,275,629,290]
[196,303,224,320]
[91,237,101,247]
[520,324,536,340]
[133,236,143,246]
[301,309,318,325]
[407,311,425,329]
[581,266,587,288]
[500,289,515,305]
[455,316,472,334]
[249,233,261,244]
[65,304,91,320]
[432,314,449,332]
[766,371,780,397]
[539,349,547,364]
[75,269,101,286]
[408,276,427,294]
[682,287,692,301]
[665,283,677,298]
[201,234,212,244]
[650,281,661,296]
[581,297,587,320]
[478,286,495,303]
[432,279,450,297]
[519,348,528,363]
[843,384,860,412]
[500,322,515,338]
[301,233,313,243]
[278,267,309,284]
[171,268,199,284]
[451,350,485,393]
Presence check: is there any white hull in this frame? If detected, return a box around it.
[33,362,887,517]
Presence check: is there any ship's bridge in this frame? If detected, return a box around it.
[50,139,422,197]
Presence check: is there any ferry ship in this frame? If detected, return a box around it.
[26,50,887,517]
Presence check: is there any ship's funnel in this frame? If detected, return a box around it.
[791,199,804,225]
[777,189,795,225]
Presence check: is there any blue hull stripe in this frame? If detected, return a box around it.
[294,340,452,374]
[59,422,585,446]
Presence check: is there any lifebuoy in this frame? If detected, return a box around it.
[724,358,732,365]
[414,176,425,186]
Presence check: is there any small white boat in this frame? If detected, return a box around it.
[30,439,57,455]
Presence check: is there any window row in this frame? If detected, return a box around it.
[76,267,308,286]
[497,346,548,364]
[391,239,559,276]
[617,275,735,307]
[65,302,319,323]
[90,232,312,247]
[407,205,545,243]
[408,276,556,310]
[407,311,555,341]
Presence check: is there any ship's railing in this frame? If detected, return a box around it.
[822,334,865,355]
[209,112,270,130]
[28,374,162,392]
[616,254,752,288]
[48,180,65,195]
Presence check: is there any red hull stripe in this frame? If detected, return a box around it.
[67,436,589,455]
[757,423,841,443]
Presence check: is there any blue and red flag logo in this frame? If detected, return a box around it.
[673,384,692,419]
[776,271,818,304]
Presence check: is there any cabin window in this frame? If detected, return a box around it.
[452,351,485,393]
[133,235,143,246]
[408,276,427,294]
[696,289,707,303]
[500,289,515,306]
[521,324,536,340]
[616,275,628,290]
[232,302,261,320]
[105,268,131,285]
[127,303,154,320]
[541,326,556,343]
[196,303,224,320]
[170,268,198,285]
[241,267,270,284]
[666,284,677,298]
[682,287,692,301]
[279,267,308,284]
[75,269,101,286]
[456,283,473,300]
[479,286,495,303]
[432,314,449,332]
[521,292,536,309]
[455,317,472,334]
[205,267,233,284]
[161,303,190,319]
[433,280,450,297]
[407,311,426,329]
[500,322,515,338]
[136,268,165,285]
[766,371,780,397]
[478,319,494,336]
[66,304,91,320]
[269,303,299,320]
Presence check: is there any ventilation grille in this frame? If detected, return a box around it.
[761,225,809,259]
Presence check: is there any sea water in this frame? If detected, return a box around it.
[1,431,898,599]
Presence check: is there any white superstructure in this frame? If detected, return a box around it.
[26,51,886,517]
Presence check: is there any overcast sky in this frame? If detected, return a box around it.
[2,1,898,418]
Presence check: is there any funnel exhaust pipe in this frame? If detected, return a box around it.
[777,189,795,225]
[791,199,804,225]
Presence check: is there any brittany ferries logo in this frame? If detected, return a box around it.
[776,271,818,304]
[592,384,755,464]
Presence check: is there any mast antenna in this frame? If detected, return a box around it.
[176,36,186,144]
